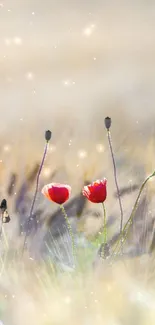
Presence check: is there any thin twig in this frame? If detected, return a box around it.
[21,142,49,255]
[112,171,155,256]
[107,130,124,234]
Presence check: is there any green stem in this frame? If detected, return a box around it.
[112,171,155,256]
[101,202,107,259]
[60,205,76,263]
[102,202,107,244]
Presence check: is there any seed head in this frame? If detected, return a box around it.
[45,130,52,142]
[104,117,111,130]
[0,199,7,210]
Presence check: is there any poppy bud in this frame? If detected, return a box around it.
[104,117,111,130]
[45,130,52,142]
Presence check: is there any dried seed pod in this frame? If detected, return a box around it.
[104,117,111,130]
[0,199,7,211]
[45,130,52,142]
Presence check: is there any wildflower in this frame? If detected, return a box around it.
[82,179,107,203]
[42,183,75,259]
[42,183,71,204]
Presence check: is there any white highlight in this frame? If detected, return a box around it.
[43,168,51,178]
[49,145,56,152]
[83,24,96,37]
[13,37,22,45]
[64,296,71,304]
[26,72,35,80]
[3,145,11,152]
[96,143,104,153]
[78,150,87,159]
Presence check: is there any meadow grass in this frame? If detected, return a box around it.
[0,243,155,325]
[0,115,155,324]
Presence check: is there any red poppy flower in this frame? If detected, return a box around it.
[42,183,71,204]
[82,179,107,203]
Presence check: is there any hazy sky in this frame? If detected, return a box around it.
[0,0,155,139]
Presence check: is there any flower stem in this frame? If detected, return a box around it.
[21,141,49,256]
[101,202,108,259]
[107,130,123,234]
[113,171,155,255]
[102,202,107,244]
[60,205,76,263]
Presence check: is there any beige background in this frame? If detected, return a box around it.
[0,0,155,189]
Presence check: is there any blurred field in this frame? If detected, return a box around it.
[1,254,155,325]
[1,0,155,324]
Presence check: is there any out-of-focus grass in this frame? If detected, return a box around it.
[0,248,155,325]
